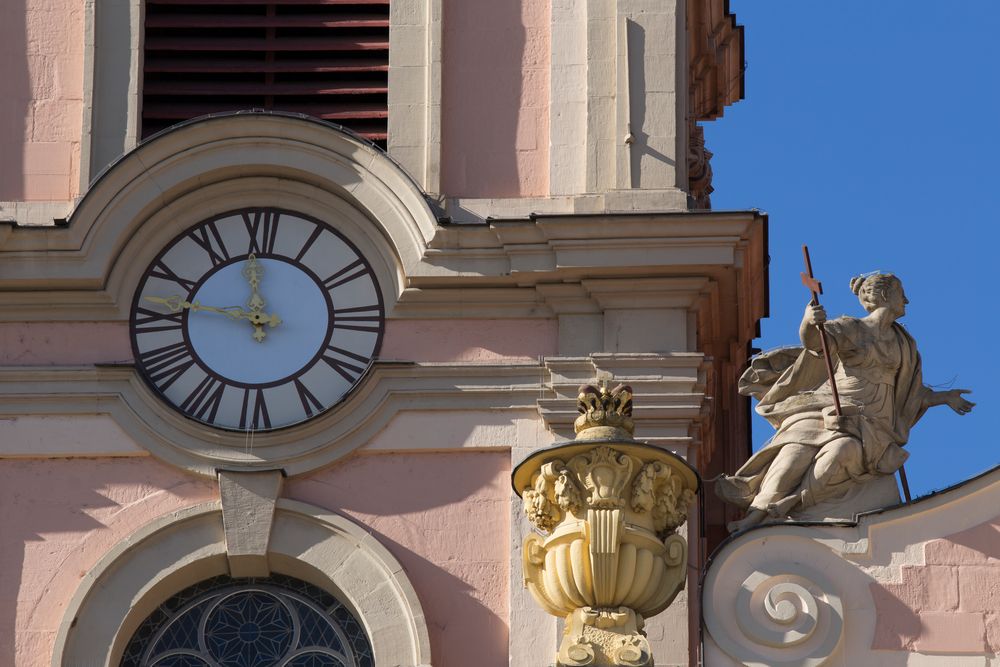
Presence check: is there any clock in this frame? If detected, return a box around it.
[130,207,384,431]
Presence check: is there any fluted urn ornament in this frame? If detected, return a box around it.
[513,384,700,666]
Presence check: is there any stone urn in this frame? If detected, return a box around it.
[513,384,700,666]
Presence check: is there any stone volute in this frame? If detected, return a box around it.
[513,383,700,667]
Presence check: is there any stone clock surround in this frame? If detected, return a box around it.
[0,114,765,478]
[0,115,767,666]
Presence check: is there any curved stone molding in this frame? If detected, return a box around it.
[701,465,1000,666]
[0,362,544,476]
[53,500,432,667]
[702,531,846,667]
[0,113,439,319]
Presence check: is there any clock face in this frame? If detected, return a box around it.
[130,208,384,431]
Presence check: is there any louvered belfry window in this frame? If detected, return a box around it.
[142,0,389,146]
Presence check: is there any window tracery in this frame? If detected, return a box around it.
[121,574,373,667]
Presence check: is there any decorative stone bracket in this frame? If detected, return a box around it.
[513,384,700,666]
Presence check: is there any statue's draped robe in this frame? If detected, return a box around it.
[719,318,928,512]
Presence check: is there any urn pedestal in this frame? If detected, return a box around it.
[513,385,700,666]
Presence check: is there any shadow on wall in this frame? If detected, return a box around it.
[286,451,511,667]
[440,0,526,197]
[625,19,675,187]
[0,462,115,665]
[0,0,28,200]
[0,458,217,665]
[369,531,507,667]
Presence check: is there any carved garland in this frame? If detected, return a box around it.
[524,450,695,540]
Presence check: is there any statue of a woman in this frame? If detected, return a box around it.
[716,273,975,532]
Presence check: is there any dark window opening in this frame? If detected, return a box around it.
[143,0,389,149]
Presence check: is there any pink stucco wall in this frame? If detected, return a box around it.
[287,451,511,667]
[0,318,557,365]
[0,0,84,201]
[0,322,131,365]
[870,516,1000,653]
[0,458,217,666]
[440,0,550,197]
[382,318,557,361]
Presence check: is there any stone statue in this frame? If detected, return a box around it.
[716,273,975,532]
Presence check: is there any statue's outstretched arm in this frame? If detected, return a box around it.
[923,388,975,415]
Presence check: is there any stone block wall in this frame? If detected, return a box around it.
[871,518,1000,654]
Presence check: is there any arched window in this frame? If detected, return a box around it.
[120,573,374,667]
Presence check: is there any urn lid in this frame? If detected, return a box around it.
[511,383,700,495]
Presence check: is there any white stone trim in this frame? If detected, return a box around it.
[548,0,588,196]
[219,470,284,577]
[0,201,74,227]
[53,500,432,667]
[80,0,143,188]
[388,0,443,194]
[0,362,545,476]
[701,466,1000,667]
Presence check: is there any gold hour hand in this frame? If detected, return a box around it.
[242,254,266,313]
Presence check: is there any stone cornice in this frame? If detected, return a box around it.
[0,361,545,476]
[539,354,710,449]
[0,203,765,325]
[0,352,711,476]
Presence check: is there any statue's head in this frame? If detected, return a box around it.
[850,272,907,315]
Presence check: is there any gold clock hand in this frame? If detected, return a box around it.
[242,254,266,313]
[145,295,281,342]
[146,295,244,320]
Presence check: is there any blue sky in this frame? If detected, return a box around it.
[705,1,999,498]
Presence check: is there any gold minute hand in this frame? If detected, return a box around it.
[144,295,281,342]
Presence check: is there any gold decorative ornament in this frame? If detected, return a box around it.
[574,383,634,438]
[513,383,700,667]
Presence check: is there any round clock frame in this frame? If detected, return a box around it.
[129,207,385,432]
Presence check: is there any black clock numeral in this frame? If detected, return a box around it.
[149,261,197,292]
[332,304,382,333]
[243,210,280,255]
[239,388,272,430]
[321,346,367,383]
[294,224,324,262]
[139,342,195,390]
[325,344,371,364]
[322,259,367,290]
[133,307,183,333]
[188,221,230,267]
[180,375,225,422]
[293,379,325,418]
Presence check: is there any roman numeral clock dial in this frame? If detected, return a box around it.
[130,208,385,431]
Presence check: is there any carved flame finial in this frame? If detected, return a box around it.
[574,382,634,438]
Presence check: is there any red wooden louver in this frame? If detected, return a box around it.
[142,0,389,146]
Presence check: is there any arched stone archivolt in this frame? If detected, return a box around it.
[0,113,440,320]
[53,499,432,667]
